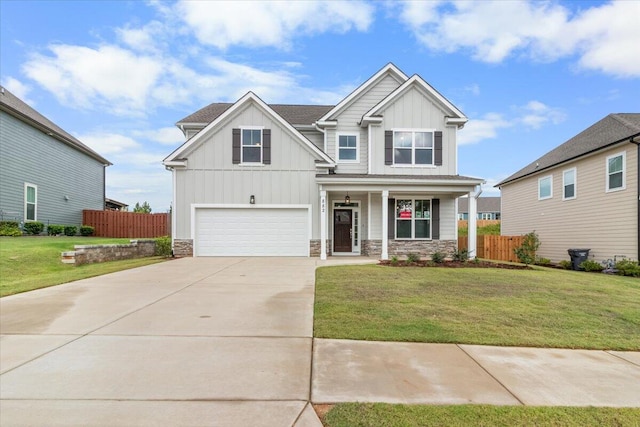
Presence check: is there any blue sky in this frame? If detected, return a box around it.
[2,0,639,211]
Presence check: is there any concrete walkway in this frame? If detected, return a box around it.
[1,257,639,426]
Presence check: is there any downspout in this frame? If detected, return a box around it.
[314,122,327,154]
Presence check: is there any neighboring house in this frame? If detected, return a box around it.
[164,63,484,259]
[497,113,639,263]
[458,196,501,220]
[105,198,128,211]
[0,86,111,228]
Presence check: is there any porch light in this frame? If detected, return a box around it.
[250,195,255,204]
[345,194,350,205]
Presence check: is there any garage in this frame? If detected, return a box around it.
[194,206,310,256]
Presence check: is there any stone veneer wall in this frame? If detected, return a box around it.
[61,240,156,265]
[310,240,331,257]
[363,239,457,259]
[173,239,193,257]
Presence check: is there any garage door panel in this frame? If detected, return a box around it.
[195,208,309,257]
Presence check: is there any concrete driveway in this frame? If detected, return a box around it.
[1,257,350,426]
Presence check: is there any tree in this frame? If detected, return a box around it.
[133,201,152,213]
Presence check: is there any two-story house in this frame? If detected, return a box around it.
[163,63,484,259]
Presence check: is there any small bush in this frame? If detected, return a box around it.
[580,259,604,272]
[535,257,552,266]
[514,231,540,265]
[47,224,64,236]
[63,226,77,236]
[0,221,21,236]
[154,236,172,257]
[558,260,572,270]
[406,253,420,263]
[23,221,44,235]
[80,225,95,236]
[451,248,468,262]
[431,251,445,263]
[390,255,399,266]
[615,259,640,277]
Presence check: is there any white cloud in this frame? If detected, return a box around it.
[175,0,374,49]
[516,101,566,129]
[1,77,34,105]
[76,132,140,155]
[458,113,510,145]
[133,127,185,146]
[400,0,640,77]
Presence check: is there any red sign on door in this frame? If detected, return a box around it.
[399,210,412,219]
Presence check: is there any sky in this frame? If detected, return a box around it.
[1,0,639,212]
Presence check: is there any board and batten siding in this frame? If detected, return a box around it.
[327,73,404,174]
[370,86,458,176]
[501,143,638,262]
[0,111,105,226]
[174,101,322,239]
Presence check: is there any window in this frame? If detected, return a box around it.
[396,199,431,239]
[563,168,576,200]
[337,134,358,162]
[538,175,552,200]
[394,130,433,165]
[241,128,262,163]
[24,183,37,221]
[606,152,625,191]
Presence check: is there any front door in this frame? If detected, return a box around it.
[333,209,352,252]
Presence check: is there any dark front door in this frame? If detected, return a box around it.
[334,209,352,252]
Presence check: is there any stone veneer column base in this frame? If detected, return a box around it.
[362,240,382,257]
[173,239,193,257]
[388,239,457,259]
[310,240,331,257]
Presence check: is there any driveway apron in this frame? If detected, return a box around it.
[0,257,323,426]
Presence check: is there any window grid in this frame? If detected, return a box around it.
[393,130,433,165]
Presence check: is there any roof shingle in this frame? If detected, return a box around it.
[177,102,334,126]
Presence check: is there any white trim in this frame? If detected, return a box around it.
[367,192,372,244]
[320,190,327,260]
[240,126,264,165]
[381,190,389,260]
[562,167,577,201]
[538,175,553,200]
[336,133,360,163]
[391,128,436,166]
[171,170,177,250]
[24,182,37,222]
[605,151,626,192]
[331,200,361,255]
[393,197,433,240]
[367,125,373,174]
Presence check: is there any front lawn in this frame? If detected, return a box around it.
[314,265,640,350]
[0,236,166,297]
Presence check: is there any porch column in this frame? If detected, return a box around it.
[320,190,327,260]
[468,191,478,259]
[381,190,389,260]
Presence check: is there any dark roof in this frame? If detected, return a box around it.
[177,102,334,126]
[458,196,501,213]
[498,113,640,186]
[0,86,111,165]
[316,173,483,181]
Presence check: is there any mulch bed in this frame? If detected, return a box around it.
[378,260,531,270]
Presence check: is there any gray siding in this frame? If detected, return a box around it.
[0,111,105,227]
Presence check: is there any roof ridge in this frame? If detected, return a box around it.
[610,113,640,133]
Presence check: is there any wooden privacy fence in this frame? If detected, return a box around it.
[458,235,525,262]
[83,210,170,238]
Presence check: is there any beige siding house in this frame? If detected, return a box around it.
[498,114,640,263]
[164,63,484,259]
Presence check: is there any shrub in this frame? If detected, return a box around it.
[80,225,95,236]
[431,251,445,263]
[451,248,468,262]
[406,253,420,263]
[47,224,64,236]
[0,221,21,236]
[390,255,399,266]
[514,231,540,265]
[615,259,640,277]
[535,257,552,266]
[63,226,77,236]
[23,221,44,235]
[580,259,604,272]
[154,236,172,257]
[558,260,572,270]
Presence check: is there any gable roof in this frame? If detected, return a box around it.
[0,86,111,165]
[458,196,501,214]
[361,74,467,128]
[177,103,333,127]
[498,113,640,187]
[164,91,335,165]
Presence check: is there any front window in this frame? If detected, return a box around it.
[396,199,431,239]
[563,168,576,200]
[337,134,358,162]
[394,130,433,165]
[607,153,625,191]
[242,128,262,163]
[25,183,37,221]
[538,175,552,200]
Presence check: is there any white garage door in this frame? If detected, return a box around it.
[195,207,310,256]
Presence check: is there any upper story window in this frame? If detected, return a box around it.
[563,168,576,200]
[538,175,552,200]
[606,152,625,192]
[396,199,431,239]
[24,183,37,221]
[337,134,358,162]
[242,128,262,163]
[394,130,433,165]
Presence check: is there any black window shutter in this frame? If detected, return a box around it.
[232,128,241,164]
[388,198,395,239]
[262,129,271,164]
[385,131,393,165]
[434,131,443,166]
[432,198,440,240]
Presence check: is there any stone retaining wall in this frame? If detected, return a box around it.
[61,240,156,265]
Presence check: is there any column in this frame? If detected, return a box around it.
[320,190,327,260]
[381,190,389,260]
[468,191,478,259]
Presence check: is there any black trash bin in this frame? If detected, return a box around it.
[567,249,590,270]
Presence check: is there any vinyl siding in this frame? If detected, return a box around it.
[299,129,324,151]
[501,143,638,262]
[0,111,105,227]
[174,101,322,239]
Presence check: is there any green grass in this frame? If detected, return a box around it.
[314,265,640,350]
[323,403,640,427]
[458,223,501,237]
[0,236,166,297]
